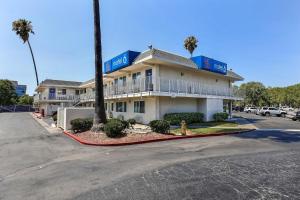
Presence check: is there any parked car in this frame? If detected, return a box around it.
[280,106,294,112]
[244,107,257,113]
[286,111,300,121]
[256,107,268,115]
[260,107,287,117]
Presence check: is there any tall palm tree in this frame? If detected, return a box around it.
[91,0,107,131]
[184,36,198,57]
[12,19,39,86]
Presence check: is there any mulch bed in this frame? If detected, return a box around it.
[65,129,254,146]
[75,131,181,145]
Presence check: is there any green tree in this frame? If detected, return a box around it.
[239,82,268,106]
[91,0,107,132]
[18,95,33,105]
[184,36,198,57]
[12,19,39,86]
[0,80,17,105]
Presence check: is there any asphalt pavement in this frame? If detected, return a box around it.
[234,111,300,130]
[0,113,299,200]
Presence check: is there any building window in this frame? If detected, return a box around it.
[104,103,107,111]
[75,90,80,95]
[116,102,127,112]
[132,72,141,84]
[58,89,66,95]
[111,103,114,111]
[134,101,145,113]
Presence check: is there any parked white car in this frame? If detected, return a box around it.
[260,107,287,117]
[244,107,257,113]
[280,106,294,112]
[256,107,268,115]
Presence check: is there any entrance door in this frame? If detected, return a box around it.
[49,88,56,100]
[145,69,153,91]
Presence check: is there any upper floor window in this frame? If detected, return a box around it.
[58,89,66,95]
[132,72,141,84]
[134,101,145,113]
[116,102,127,112]
[119,76,126,86]
[75,90,80,95]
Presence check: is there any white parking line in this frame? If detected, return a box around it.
[257,129,300,132]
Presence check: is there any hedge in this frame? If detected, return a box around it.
[104,118,127,138]
[70,118,93,133]
[149,120,170,134]
[164,112,204,125]
[213,112,229,122]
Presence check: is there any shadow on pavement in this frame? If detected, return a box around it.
[234,130,300,143]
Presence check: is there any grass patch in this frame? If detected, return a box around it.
[171,127,244,135]
[190,121,238,127]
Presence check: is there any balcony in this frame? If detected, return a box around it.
[33,94,80,103]
[80,77,243,102]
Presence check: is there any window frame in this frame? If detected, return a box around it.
[134,101,145,113]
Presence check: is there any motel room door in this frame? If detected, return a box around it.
[49,88,56,100]
[145,69,153,91]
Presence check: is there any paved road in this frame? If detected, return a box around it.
[235,112,300,130]
[0,113,299,200]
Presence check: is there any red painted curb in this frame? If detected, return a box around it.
[63,129,255,147]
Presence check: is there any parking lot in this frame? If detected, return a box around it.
[235,111,300,130]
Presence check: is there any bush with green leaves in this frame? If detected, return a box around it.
[104,119,126,138]
[164,112,204,125]
[149,120,170,134]
[70,118,93,133]
[213,112,229,122]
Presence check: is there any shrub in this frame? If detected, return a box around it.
[104,119,126,138]
[149,120,170,134]
[70,118,93,133]
[164,112,204,125]
[127,118,136,128]
[213,112,229,122]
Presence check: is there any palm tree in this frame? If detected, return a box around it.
[12,19,39,86]
[91,0,107,131]
[184,36,198,57]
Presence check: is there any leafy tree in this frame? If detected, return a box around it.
[0,80,17,105]
[236,82,300,108]
[184,36,198,57]
[239,82,268,106]
[18,95,33,105]
[91,0,107,132]
[12,19,39,86]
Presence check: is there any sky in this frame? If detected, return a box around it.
[0,0,300,95]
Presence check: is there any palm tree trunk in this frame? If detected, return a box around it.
[27,40,39,86]
[92,0,107,128]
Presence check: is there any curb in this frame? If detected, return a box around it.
[63,129,256,147]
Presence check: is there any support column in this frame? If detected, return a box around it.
[228,100,233,119]
[152,64,160,92]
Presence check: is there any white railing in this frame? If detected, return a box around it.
[33,94,80,102]
[80,77,243,101]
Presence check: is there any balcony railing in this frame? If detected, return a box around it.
[79,77,243,102]
[33,94,80,102]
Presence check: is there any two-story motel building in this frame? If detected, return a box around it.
[34,48,244,123]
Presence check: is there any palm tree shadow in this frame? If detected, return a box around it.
[234,130,300,143]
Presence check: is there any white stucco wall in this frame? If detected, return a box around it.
[197,98,224,121]
[158,97,198,118]
[58,107,95,130]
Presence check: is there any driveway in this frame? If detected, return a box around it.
[235,112,300,130]
[0,113,299,200]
